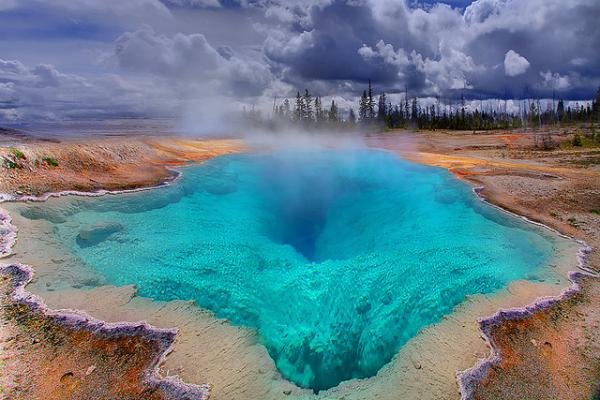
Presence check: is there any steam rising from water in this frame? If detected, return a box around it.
[175,92,370,151]
[179,96,247,138]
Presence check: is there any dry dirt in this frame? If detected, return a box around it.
[0,271,201,400]
[0,134,245,195]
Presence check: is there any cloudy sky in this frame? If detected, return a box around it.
[0,0,599,122]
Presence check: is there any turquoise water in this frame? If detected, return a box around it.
[31,149,559,391]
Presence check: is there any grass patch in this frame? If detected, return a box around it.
[560,135,600,150]
[42,156,59,167]
[8,148,25,159]
[591,209,600,216]
[2,158,17,169]
[2,147,26,168]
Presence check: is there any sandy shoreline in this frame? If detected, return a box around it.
[1,130,599,399]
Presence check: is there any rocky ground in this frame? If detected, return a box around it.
[471,273,600,400]
[0,265,210,400]
[0,131,245,195]
[0,127,599,399]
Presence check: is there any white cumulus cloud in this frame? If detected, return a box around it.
[504,50,530,77]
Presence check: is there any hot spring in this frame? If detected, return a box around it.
[18,149,563,391]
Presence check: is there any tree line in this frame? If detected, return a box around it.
[246,82,600,132]
[272,89,346,126]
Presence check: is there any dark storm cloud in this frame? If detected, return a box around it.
[461,0,600,99]
[264,2,402,85]
[262,0,466,96]
[260,0,600,99]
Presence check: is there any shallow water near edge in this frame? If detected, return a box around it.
[13,149,566,391]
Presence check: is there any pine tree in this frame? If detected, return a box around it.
[367,80,375,119]
[294,91,303,122]
[529,101,538,128]
[411,98,418,121]
[314,96,324,123]
[328,100,339,122]
[557,99,565,122]
[359,90,368,121]
[303,89,313,121]
[377,92,387,121]
[348,108,356,124]
[460,94,466,127]
[404,87,409,120]
[594,86,600,121]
